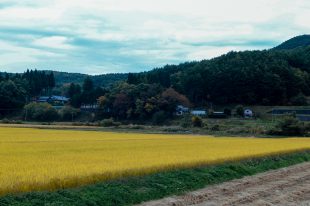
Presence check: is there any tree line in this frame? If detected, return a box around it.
[63,78,190,123]
[2,38,310,122]
[0,70,55,114]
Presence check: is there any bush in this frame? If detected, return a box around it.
[269,116,308,136]
[59,106,80,121]
[180,115,192,128]
[100,118,121,127]
[192,116,203,127]
[127,124,145,130]
[152,111,167,125]
[0,118,23,124]
[24,103,59,122]
[210,124,220,131]
[162,126,186,133]
[0,118,10,124]
[290,93,308,106]
[235,105,244,117]
[224,108,232,116]
[279,116,306,136]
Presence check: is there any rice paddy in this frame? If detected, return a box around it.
[0,127,310,196]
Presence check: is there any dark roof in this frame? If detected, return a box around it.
[209,112,227,118]
[38,96,50,101]
[269,109,310,115]
[297,115,310,121]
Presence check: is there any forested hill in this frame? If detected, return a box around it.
[128,36,310,106]
[0,71,128,87]
[274,35,310,50]
[51,71,127,87]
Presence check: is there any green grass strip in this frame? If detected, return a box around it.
[1,150,310,206]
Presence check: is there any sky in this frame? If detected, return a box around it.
[0,0,309,74]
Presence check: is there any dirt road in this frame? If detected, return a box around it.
[139,162,310,206]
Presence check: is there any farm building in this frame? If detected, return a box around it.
[244,109,253,118]
[191,110,207,116]
[37,96,69,106]
[37,96,50,103]
[270,109,310,115]
[269,108,310,121]
[80,104,100,112]
[176,105,190,116]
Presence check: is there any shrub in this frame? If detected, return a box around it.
[278,116,306,136]
[269,116,308,136]
[127,124,145,130]
[192,116,203,127]
[290,93,308,106]
[24,103,59,122]
[180,115,192,128]
[0,118,10,124]
[152,111,167,125]
[235,105,244,117]
[210,124,220,131]
[249,126,265,135]
[0,118,23,124]
[162,126,186,133]
[227,126,249,134]
[100,118,121,127]
[59,106,80,121]
[224,108,232,116]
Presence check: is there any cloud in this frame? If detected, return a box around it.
[33,36,74,50]
[0,0,309,74]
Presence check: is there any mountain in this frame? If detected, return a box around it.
[47,71,127,87]
[128,36,310,106]
[274,35,310,50]
[1,70,128,87]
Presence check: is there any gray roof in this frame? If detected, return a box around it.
[37,96,69,102]
[51,96,69,101]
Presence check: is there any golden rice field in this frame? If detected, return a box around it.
[0,127,310,196]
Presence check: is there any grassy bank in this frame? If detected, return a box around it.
[1,150,310,206]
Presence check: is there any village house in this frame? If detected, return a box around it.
[37,95,69,106]
[176,105,208,116]
[244,109,253,118]
[270,108,310,121]
[191,109,207,116]
[176,105,190,116]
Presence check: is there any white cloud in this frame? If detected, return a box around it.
[0,0,309,74]
[33,36,74,50]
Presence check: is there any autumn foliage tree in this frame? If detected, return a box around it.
[161,88,191,116]
[95,82,192,121]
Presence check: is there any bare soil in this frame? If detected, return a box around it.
[139,162,310,206]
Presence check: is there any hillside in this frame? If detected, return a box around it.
[0,70,127,87]
[274,35,310,50]
[9,71,127,87]
[51,71,127,87]
[128,37,310,106]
